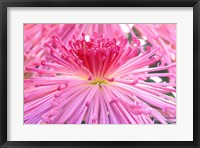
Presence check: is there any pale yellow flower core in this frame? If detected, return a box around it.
[91,78,107,86]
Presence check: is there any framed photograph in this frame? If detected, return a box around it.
[0,0,199,147]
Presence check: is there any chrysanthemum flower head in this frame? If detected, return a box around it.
[24,32,176,124]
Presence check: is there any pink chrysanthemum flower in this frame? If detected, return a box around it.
[24,32,176,124]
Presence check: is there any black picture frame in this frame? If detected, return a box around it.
[0,0,199,147]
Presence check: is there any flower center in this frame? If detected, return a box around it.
[91,78,107,86]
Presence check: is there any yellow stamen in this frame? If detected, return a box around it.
[91,78,107,86]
